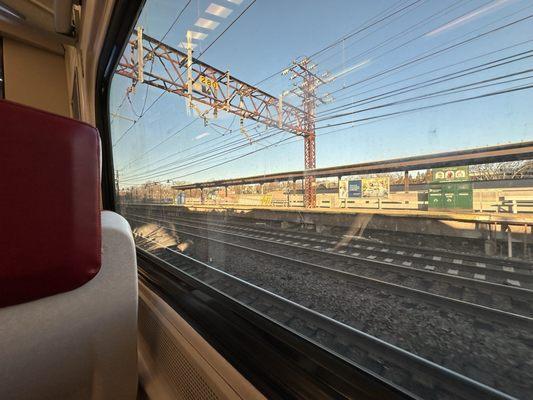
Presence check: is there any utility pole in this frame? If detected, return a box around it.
[286,58,330,208]
[302,60,317,208]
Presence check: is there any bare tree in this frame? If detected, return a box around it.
[470,161,533,181]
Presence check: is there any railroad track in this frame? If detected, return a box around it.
[143,208,533,274]
[133,233,519,400]
[126,212,533,321]
[125,204,532,271]
[156,213,533,282]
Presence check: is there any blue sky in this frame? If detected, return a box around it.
[110,0,533,186]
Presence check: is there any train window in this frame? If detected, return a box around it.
[109,1,533,398]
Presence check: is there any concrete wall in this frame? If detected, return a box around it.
[2,37,69,117]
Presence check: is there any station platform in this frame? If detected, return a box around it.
[123,203,533,258]
[178,203,533,226]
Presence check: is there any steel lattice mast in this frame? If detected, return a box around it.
[116,29,320,207]
[285,58,328,208]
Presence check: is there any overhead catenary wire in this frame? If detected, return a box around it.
[121,125,288,182]
[120,128,290,183]
[120,120,381,188]
[119,117,266,174]
[123,60,533,181]
[328,12,533,97]
[121,77,533,186]
[156,134,296,183]
[118,118,201,172]
[110,0,192,125]
[128,53,532,183]
[253,0,417,86]
[316,70,533,124]
[122,125,271,177]
[123,43,529,173]
[120,71,533,183]
[117,3,533,188]
[113,0,258,149]
[119,38,533,174]
[118,2,519,158]
[316,83,533,131]
[317,49,533,119]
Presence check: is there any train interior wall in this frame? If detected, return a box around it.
[2,37,69,116]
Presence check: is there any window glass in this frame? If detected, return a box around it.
[110,1,533,398]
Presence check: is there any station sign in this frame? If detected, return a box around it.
[348,180,362,198]
[339,177,389,198]
[431,166,469,183]
[429,182,473,210]
[362,177,389,197]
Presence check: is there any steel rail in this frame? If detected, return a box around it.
[133,233,518,400]
[154,208,533,271]
[155,212,533,279]
[127,212,533,305]
[126,213,533,328]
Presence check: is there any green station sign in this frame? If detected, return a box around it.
[431,166,469,183]
[429,166,472,210]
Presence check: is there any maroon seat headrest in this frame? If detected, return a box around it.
[0,100,101,307]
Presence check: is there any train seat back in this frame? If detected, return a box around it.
[0,100,138,400]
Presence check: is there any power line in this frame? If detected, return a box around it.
[117,4,533,187]
[328,11,533,97]
[112,90,166,147]
[316,0,466,68]
[309,0,424,61]
[121,119,283,178]
[110,0,192,126]
[121,74,533,186]
[316,70,533,124]
[252,0,415,86]
[331,39,533,104]
[317,49,533,119]
[168,134,294,182]
[113,0,258,150]
[119,117,266,174]
[118,118,201,171]
[316,83,533,130]
[324,0,478,73]
[197,0,257,58]
[121,128,289,183]
[123,59,533,180]
[122,67,533,183]
[322,3,533,105]
[121,126,286,182]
